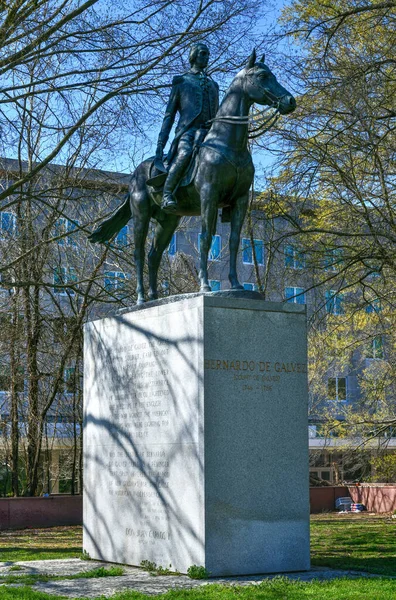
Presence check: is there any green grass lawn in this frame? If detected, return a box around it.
[1,578,396,600]
[1,515,395,575]
[0,515,395,599]
[310,513,396,575]
[0,527,82,562]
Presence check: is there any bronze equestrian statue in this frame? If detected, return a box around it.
[89,47,296,305]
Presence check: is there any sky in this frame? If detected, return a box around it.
[3,0,289,182]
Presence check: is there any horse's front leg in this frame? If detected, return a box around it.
[148,215,180,301]
[199,184,218,292]
[229,194,249,289]
[132,193,150,305]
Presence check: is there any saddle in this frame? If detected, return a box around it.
[146,150,200,191]
[146,129,232,222]
[146,128,206,190]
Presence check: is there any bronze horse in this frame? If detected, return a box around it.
[89,50,296,304]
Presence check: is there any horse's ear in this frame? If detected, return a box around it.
[246,48,256,69]
[260,53,266,63]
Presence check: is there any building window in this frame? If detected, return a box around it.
[0,366,10,392]
[198,234,221,261]
[64,367,77,394]
[366,299,381,314]
[325,290,343,315]
[243,282,258,291]
[324,248,343,272]
[285,286,306,304]
[367,337,384,359]
[209,280,221,291]
[0,271,13,290]
[15,367,24,393]
[162,280,170,295]
[104,271,127,292]
[365,263,381,279]
[242,238,264,265]
[0,212,16,235]
[285,244,305,269]
[0,366,24,393]
[115,226,128,247]
[53,267,77,295]
[308,425,317,438]
[168,233,177,256]
[53,318,65,343]
[328,377,347,402]
[55,218,79,246]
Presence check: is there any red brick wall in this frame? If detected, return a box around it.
[0,495,82,530]
[1,487,395,529]
[349,486,396,513]
[309,486,349,513]
[310,486,396,513]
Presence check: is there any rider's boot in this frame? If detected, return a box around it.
[161,154,189,213]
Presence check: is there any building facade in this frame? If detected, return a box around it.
[1,160,395,494]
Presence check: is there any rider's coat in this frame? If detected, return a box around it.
[157,71,219,164]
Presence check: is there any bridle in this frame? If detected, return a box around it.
[207,72,282,139]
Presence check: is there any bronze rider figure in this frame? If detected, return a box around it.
[155,43,219,213]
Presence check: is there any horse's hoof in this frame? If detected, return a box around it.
[232,284,244,290]
[149,294,158,301]
[136,297,145,306]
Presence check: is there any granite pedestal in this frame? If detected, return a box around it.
[83,293,310,576]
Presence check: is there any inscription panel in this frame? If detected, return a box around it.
[84,302,204,571]
[204,358,307,393]
[104,338,173,444]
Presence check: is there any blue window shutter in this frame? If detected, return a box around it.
[168,233,177,255]
[325,290,334,313]
[210,235,221,260]
[285,287,294,302]
[296,250,306,269]
[285,245,294,267]
[115,225,128,247]
[209,280,221,291]
[241,238,251,263]
[254,240,264,265]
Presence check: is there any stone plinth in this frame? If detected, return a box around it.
[83,294,310,576]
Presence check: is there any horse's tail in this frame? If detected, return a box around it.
[88,192,132,244]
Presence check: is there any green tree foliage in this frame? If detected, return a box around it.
[257,1,396,452]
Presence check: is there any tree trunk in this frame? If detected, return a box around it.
[10,293,20,497]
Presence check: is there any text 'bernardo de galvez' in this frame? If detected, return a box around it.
[204,359,307,374]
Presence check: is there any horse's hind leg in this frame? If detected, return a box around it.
[199,185,218,292]
[229,194,249,289]
[131,191,151,305]
[148,215,180,301]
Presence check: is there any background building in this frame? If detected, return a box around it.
[1,161,395,496]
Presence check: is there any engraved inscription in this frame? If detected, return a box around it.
[106,446,171,544]
[105,339,172,437]
[204,358,307,393]
[204,359,307,373]
[102,337,177,545]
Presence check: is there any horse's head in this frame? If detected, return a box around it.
[243,49,296,115]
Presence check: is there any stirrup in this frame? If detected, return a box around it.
[161,197,178,213]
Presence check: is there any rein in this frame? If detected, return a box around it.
[208,98,281,139]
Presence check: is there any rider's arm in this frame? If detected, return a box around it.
[156,75,182,154]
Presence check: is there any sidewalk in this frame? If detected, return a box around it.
[0,558,383,598]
